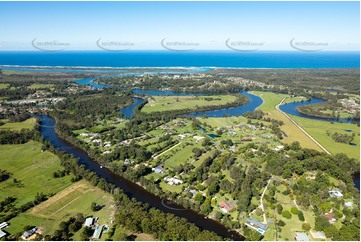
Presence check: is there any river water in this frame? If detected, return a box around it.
[38,114,244,240]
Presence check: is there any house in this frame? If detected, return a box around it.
[164,176,183,185]
[80,133,89,137]
[242,136,253,141]
[294,232,310,241]
[178,134,186,140]
[0,222,8,230]
[0,230,6,240]
[84,217,94,227]
[274,145,284,151]
[344,201,353,207]
[193,136,205,142]
[92,224,103,239]
[173,119,186,126]
[310,230,326,240]
[329,190,343,198]
[21,228,37,240]
[124,158,132,165]
[152,167,165,174]
[324,212,336,223]
[219,201,235,213]
[245,218,268,234]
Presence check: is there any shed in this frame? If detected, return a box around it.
[294,232,310,241]
[92,225,103,239]
[0,230,6,239]
[84,217,94,227]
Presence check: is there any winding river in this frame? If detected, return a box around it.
[38,114,243,240]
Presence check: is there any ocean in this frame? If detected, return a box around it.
[0,51,359,68]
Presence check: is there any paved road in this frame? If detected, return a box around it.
[275,98,331,155]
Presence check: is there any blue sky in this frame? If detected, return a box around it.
[0,1,359,51]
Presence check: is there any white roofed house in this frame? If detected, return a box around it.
[329,189,343,198]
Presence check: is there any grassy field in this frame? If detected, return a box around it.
[28,84,54,90]
[250,91,322,151]
[141,95,238,113]
[268,184,317,241]
[6,180,116,238]
[198,116,249,128]
[0,141,73,209]
[163,144,196,169]
[0,118,37,131]
[251,91,306,112]
[290,115,360,159]
[0,83,9,89]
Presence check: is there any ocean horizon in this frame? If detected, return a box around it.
[0,50,359,69]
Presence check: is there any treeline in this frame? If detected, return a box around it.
[214,68,360,94]
[332,132,355,144]
[0,129,40,144]
[114,193,223,241]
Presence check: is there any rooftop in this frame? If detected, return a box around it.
[295,232,310,241]
[92,224,103,239]
[246,218,268,231]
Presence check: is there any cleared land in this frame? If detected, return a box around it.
[0,118,37,130]
[251,91,322,151]
[0,141,73,208]
[141,95,238,113]
[0,83,9,89]
[28,83,54,90]
[6,180,115,238]
[291,115,360,159]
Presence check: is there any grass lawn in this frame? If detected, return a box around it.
[141,95,238,113]
[0,83,9,89]
[163,144,197,169]
[6,180,115,238]
[290,115,360,159]
[159,181,184,193]
[0,118,37,131]
[0,141,73,209]
[272,184,316,241]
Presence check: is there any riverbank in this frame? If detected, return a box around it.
[38,114,244,240]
